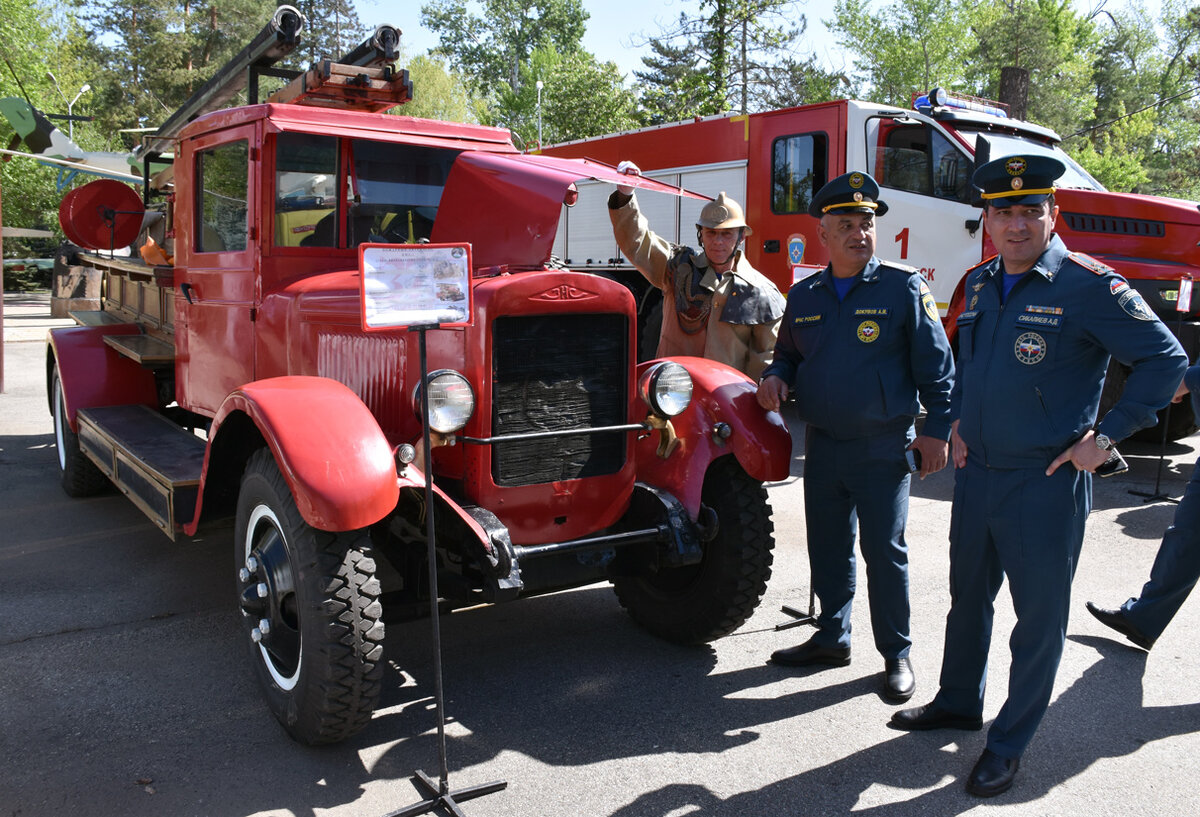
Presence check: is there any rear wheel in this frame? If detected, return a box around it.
[235,449,384,745]
[51,364,107,497]
[613,457,775,644]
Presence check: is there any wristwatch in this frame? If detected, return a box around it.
[1094,432,1113,451]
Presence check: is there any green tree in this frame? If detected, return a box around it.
[635,0,806,116]
[634,29,723,124]
[493,45,638,147]
[0,0,90,243]
[827,0,978,104]
[969,0,1097,133]
[397,52,484,124]
[748,54,848,110]
[291,0,365,65]
[1070,0,1200,199]
[83,0,276,144]
[1068,102,1154,191]
[420,0,588,97]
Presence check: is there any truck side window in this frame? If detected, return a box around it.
[196,140,249,252]
[276,133,338,248]
[771,133,828,215]
[347,141,461,247]
[877,125,969,203]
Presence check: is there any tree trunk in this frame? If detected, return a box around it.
[999,66,1029,120]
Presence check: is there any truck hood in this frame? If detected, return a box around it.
[1055,187,1200,270]
[431,152,705,269]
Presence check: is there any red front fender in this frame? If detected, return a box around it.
[634,357,791,516]
[189,376,399,534]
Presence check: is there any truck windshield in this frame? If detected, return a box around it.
[347,140,461,246]
[273,133,461,249]
[955,130,1105,192]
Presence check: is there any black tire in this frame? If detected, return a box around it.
[612,456,775,644]
[1100,359,1198,442]
[235,449,384,745]
[51,364,107,497]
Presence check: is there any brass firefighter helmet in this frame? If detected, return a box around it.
[696,192,752,235]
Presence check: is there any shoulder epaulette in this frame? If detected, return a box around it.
[878,260,920,275]
[1069,251,1115,276]
[966,254,997,274]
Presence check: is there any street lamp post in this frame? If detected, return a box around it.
[535,80,544,150]
[46,72,91,140]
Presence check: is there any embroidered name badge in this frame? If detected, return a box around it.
[857,320,881,342]
[854,308,889,317]
[1017,313,1062,328]
[1118,289,1157,321]
[794,313,823,325]
[1014,331,1047,364]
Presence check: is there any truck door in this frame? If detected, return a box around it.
[864,116,982,313]
[747,102,845,293]
[175,122,259,415]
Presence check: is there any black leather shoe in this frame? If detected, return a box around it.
[1086,601,1155,650]
[966,749,1019,797]
[770,638,851,667]
[884,657,915,702]
[889,703,982,731]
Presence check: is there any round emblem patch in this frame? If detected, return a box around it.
[1014,331,1047,365]
[1006,157,1027,176]
[857,320,880,343]
[849,172,864,189]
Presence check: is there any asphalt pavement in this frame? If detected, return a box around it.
[2,291,1199,817]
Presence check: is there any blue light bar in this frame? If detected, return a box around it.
[919,87,1009,119]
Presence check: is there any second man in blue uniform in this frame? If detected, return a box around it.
[758,171,955,703]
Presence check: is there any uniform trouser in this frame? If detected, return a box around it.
[803,425,913,658]
[933,460,1090,759]
[1121,455,1200,641]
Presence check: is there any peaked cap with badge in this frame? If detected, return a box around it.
[972,154,1066,207]
[808,171,889,218]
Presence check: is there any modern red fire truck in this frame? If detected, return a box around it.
[44,8,789,745]
[542,90,1200,437]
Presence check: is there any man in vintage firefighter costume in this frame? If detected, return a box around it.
[608,161,785,380]
[891,154,1186,798]
[757,171,955,704]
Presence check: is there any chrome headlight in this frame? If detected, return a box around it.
[413,369,476,433]
[640,361,693,417]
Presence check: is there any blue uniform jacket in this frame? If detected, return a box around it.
[951,234,1187,469]
[763,257,955,441]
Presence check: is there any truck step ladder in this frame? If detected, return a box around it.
[76,405,205,539]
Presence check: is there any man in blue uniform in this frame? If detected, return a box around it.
[758,171,955,703]
[891,155,1187,797]
[1087,363,1200,650]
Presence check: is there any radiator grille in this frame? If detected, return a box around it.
[1061,212,1165,238]
[491,314,628,486]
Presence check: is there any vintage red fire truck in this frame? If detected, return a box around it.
[542,90,1200,437]
[45,9,790,745]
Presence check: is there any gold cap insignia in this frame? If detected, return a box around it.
[849,173,864,189]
